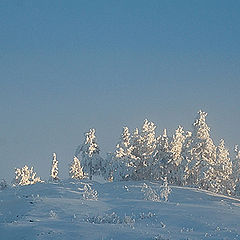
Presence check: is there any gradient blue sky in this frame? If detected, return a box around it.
[1,0,240,181]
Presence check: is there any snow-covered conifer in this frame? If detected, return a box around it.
[215,139,233,195]
[14,165,43,186]
[107,152,128,181]
[168,126,186,184]
[233,145,240,195]
[69,156,85,180]
[180,130,192,185]
[131,128,141,160]
[82,183,98,200]
[184,110,216,189]
[75,129,104,180]
[141,183,160,202]
[139,119,157,158]
[132,120,157,180]
[160,177,171,201]
[108,127,135,181]
[152,129,172,181]
[170,126,186,166]
[50,153,59,181]
[115,127,132,158]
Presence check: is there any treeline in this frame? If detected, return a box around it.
[10,110,240,197]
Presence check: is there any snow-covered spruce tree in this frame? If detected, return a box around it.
[168,126,186,185]
[115,127,133,158]
[131,120,157,180]
[108,127,135,181]
[180,130,192,186]
[215,139,234,195]
[75,129,104,180]
[233,145,240,195]
[104,153,115,181]
[131,127,141,159]
[69,156,85,180]
[14,165,43,186]
[50,152,59,181]
[203,139,233,195]
[184,110,216,190]
[160,177,171,201]
[141,183,160,202]
[151,129,172,181]
[82,183,98,200]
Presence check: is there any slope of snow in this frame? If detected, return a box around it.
[1,180,240,240]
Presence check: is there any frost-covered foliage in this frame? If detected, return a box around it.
[56,110,237,197]
[233,145,240,195]
[168,126,186,185]
[69,156,85,180]
[115,127,133,158]
[85,212,135,228]
[152,129,172,181]
[106,153,130,182]
[75,129,104,180]
[184,110,216,189]
[49,210,57,219]
[107,127,135,181]
[160,177,171,201]
[82,183,98,200]
[86,212,121,224]
[213,139,234,195]
[141,183,160,202]
[132,120,157,180]
[14,165,43,186]
[0,179,7,190]
[103,110,238,197]
[50,153,59,181]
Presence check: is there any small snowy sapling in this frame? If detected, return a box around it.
[50,152,59,181]
[14,165,43,186]
[160,177,171,201]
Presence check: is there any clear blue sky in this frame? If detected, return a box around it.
[0,0,240,181]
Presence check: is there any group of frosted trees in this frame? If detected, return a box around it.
[11,110,240,197]
[74,110,240,196]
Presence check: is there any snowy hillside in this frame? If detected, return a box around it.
[1,180,240,240]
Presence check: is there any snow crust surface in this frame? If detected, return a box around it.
[1,180,240,240]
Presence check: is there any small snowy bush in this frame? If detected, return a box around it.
[86,212,135,228]
[141,183,160,202]
[69,156,86,180]
[86,212,121,224]
[49,210,57,219]
[14,165,43,186]
[123,215,135,228]
[82,184,98,200]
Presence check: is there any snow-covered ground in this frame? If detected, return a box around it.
[1,180,240,240]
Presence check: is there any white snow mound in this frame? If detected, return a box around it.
[0,180,240,240]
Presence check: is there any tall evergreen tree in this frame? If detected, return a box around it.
[168,126,186,184]
[233,145,240,195]
[215,139,233,195]
[75,129,104,180]
[184,110,216,189]
[69,156,85,180]
[152,129,172,181]
[112,127,135,180]
[115,127,133,158]
[131,120,157,180]
[180,130,192,185]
